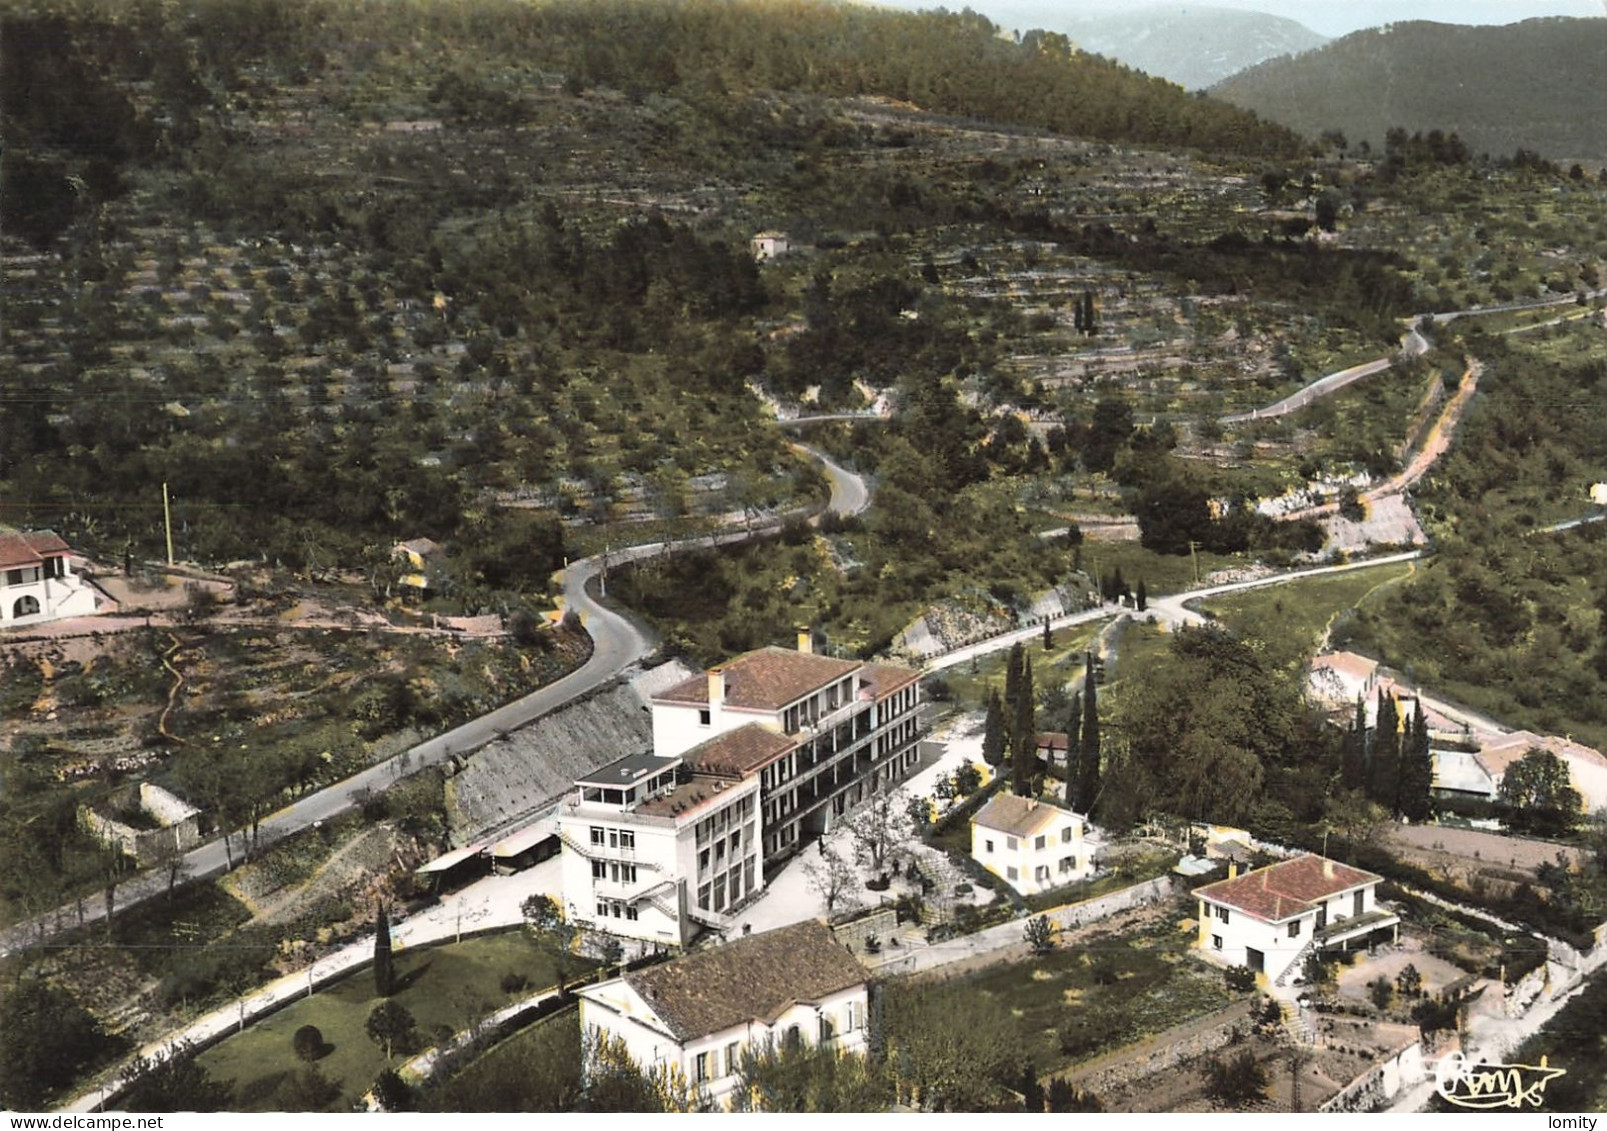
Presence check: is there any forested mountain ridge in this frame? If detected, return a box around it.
[1031,6,1329,92]
[1212,17,1607,162]
[0,0,1309,577]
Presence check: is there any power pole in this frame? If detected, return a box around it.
[162,481,175,566]
[1187,539,1201,586]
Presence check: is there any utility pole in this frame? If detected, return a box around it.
[162,481,175,566]
[1187,540,1201,586]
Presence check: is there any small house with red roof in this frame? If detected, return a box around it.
[0,530,98,627]
[1194,854,1399,985]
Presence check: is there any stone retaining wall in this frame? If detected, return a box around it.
[1055,999,1255,1095]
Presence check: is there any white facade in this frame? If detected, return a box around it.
[558,765,761,947]
[750,231,790,261]
[580,978,867,1108]
[0,533,97,627]
[1195,856,1398,985]
[971,795,1094,896]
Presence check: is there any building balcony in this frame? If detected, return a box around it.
[1316,908,1400,947]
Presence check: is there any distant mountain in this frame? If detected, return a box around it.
[1212,17,1607,162]
[1048,6,1329,90]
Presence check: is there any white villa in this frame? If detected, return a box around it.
[0,530,98,627]
[578,918,869,1110]
[749,230,790,261]
[1194,854,1399,985]
[970,793,1095,896]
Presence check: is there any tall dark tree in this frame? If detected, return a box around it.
[1077,653,1101,814]
[374,900,395,998]
[1370,690,1401,814]
[1012,655,1037,795]
[1135,578,1147,612]
[1340,695,1368,791]
[1400,699,1434,821]
[1003,642,1025,746]
[1064,691,1082,809]
[1043,618,1053,651]
[982,687,1007,769]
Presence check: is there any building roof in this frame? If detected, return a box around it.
[972,793,1078,839]
[1195,854,1380,924]
[681,723,797,778]
[0,530,70,569]
[622,919,866,1042]
[1035,732,1070,752]
[575,751,679,790]
[396,537,444,559]
[634,772,752,820]
[860,662,920,701]
[655,647,862,712]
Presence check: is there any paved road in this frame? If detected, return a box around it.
[1144,550,1427,631]
[0,446,870,960]
[775,412,890,429]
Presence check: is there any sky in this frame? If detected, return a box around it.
[872,0,1606,39]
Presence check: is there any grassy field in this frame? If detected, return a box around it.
[888,911,1237,1076]
[419,1007,583,1112]
[1192,560,1417,666]
[938,624,1105,712]
[195,930,577,1111]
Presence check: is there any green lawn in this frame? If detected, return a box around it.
[1191,560,1416,667]
[420,1008,583,1112]
[195,930,581,1111]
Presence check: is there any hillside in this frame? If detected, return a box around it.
[1040,6,1328,91]
[1212,17,1607,162]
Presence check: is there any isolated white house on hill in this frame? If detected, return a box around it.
[0,530,98,627]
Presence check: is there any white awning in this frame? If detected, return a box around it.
[415,842,487,875]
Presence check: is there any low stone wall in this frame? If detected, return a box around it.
[1055,999,1254,1095]
[1044,875,1175,936]
[832,907,899,958]
[79,784,201,866]
[1319,1041,1425,1113]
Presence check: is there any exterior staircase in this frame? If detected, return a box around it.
[1276,934,1317,987]
[1277,998,1318,1047]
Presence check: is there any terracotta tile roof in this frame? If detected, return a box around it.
[656,647,862,712]
[623,919,867,1042]
[681,723,797,777]
[0,530,70,570]
[973,793,1077,839]
[1195,854,1380,923]
[1035,732,1070,752]
[860,662,920,701]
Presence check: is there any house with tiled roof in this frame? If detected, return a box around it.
[578,919,869,1109]
[0,530,98,627]
[1194,854,1399,985]
[971,794,1095,895]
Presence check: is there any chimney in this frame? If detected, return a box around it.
[1323,857,1334,880]
[1228,861,1238,879]
[797,629,812,655]
[708,668,725,725]
[1027,798,1037,811]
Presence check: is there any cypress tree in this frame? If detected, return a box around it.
[1043,618,1053,651]
[1400,699,1435,821]
[1077,653,1100,814]
[982,688,1007,769]
[1135,579,1147,612]
[1064,691,1082,809]
[374,901,394,998]
[1370,690,1401,815]
[1341,695,1368,791]
[1003,643,1024,745]
[1012,656,1037,796]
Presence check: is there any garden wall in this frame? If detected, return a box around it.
[1055,999,1254,1095]
[1319,1040,1425,1113]
[1043,875,1175,936]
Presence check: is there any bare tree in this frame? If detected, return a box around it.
[844,788,911,876]
[804,847,859,918]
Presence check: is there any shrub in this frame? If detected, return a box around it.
[500,972,529,995]
[1224,965,1257,993]
[292,1025,325,1063]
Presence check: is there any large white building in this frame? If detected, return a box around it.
[557,745,763,947]
[650,640,923,862]
[1194,854,1399,985]
[578,918,869,1109]
[557,638,925,946]
[0,531,98,627]
[970,793,1096,896]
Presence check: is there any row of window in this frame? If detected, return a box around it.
[696,858,754,914]
[1004,858,1081,883]
[981,825,1077,855]
[697,824,750,878]
[589,826,637,851]
[591,860,638,885]
[694,794,754,846]
[688,1002,864,1082]
[595,900,639,921]
[1207,903,1304,939]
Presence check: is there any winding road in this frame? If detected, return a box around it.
[0,446,870,960]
